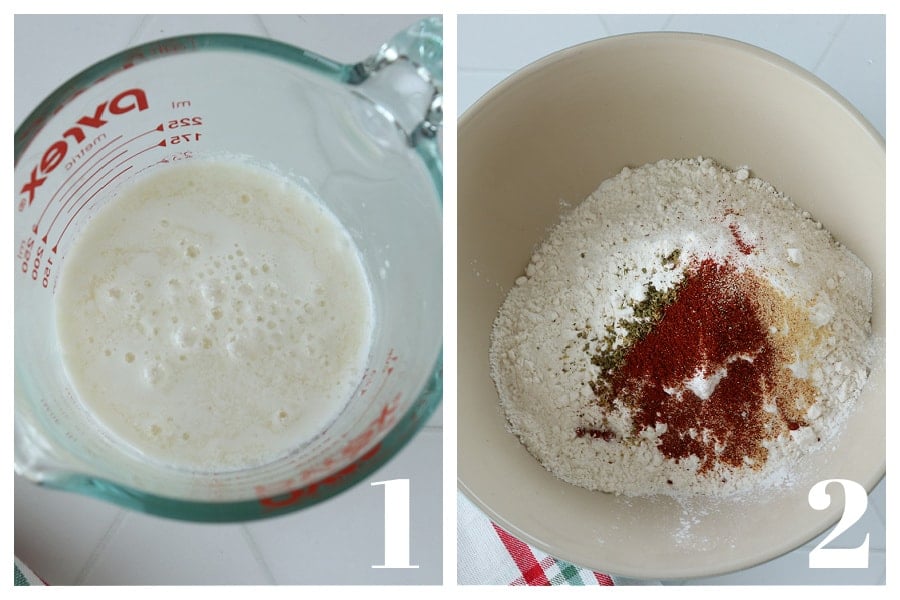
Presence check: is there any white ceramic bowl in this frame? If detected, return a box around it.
[457,33,884,579]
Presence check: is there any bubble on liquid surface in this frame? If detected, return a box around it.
[200,280,225,304]
[272,408,289,428]
[172,326,197,349]
[143,362,167,386]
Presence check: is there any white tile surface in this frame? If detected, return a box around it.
[13,14,146,127]
[80,514,273,585]
[131,14,270,42]
[14,14,442,586]
[14,479,126,584]
[663,14,847,72]
[814,14,887,137]
[457,14,607,71]
[458,13,885,586]
[599,14,672,36]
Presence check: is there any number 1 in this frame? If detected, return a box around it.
[371,478,418,569]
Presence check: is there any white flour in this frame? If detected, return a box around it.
[490,157,875,498]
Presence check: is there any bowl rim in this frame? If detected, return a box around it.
[460,31,884,149]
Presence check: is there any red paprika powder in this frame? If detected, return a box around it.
[591,257,809,474]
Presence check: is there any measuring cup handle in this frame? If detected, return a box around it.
[355,16,443,147]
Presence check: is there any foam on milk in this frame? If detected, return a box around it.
[55,160,375,472]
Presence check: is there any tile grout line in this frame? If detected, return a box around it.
[811,14,851,75]
[72,510,127,585]
[125,15,151,48]
[594,14,613,37]
[660,14,676,32]
[239,525,278,584]
[255,14,273,40]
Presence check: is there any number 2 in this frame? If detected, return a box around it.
[371,478,418,569]
[808,479,869,568]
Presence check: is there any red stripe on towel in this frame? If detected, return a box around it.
[491,523,551,586]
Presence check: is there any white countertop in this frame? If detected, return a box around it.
[14,14,442,586]
[458,13,885,586]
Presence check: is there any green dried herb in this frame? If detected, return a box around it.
[574,249,687,404]
[662,248,681,267]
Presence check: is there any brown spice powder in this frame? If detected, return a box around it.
[587,258,823,474]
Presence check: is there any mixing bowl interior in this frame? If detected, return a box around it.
[458,33,884,578]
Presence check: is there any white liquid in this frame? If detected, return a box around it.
[55,160,375,472]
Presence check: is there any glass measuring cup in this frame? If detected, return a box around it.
[14,18,442,522]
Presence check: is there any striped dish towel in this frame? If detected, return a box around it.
[15,557,46,586]
[458,491,618,586]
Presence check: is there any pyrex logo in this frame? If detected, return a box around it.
[18,88,149,210]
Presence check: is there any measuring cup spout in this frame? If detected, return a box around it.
[352,16,443,149]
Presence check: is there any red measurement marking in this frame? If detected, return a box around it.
[359,367,376,396]
[374,400,399,430]
[255,389,405,508]
[18,89,150,209]
[51,165,132,253]
[32,133,123,234]
[133,157,168,178]
[33,123,164,238]
[256,443,382,510]
[64,131,163,215]
[358,349,399,401]
[43,138,166,244]
[41,148,126,242]
[65,149,129,215]
[107,139,166,176]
